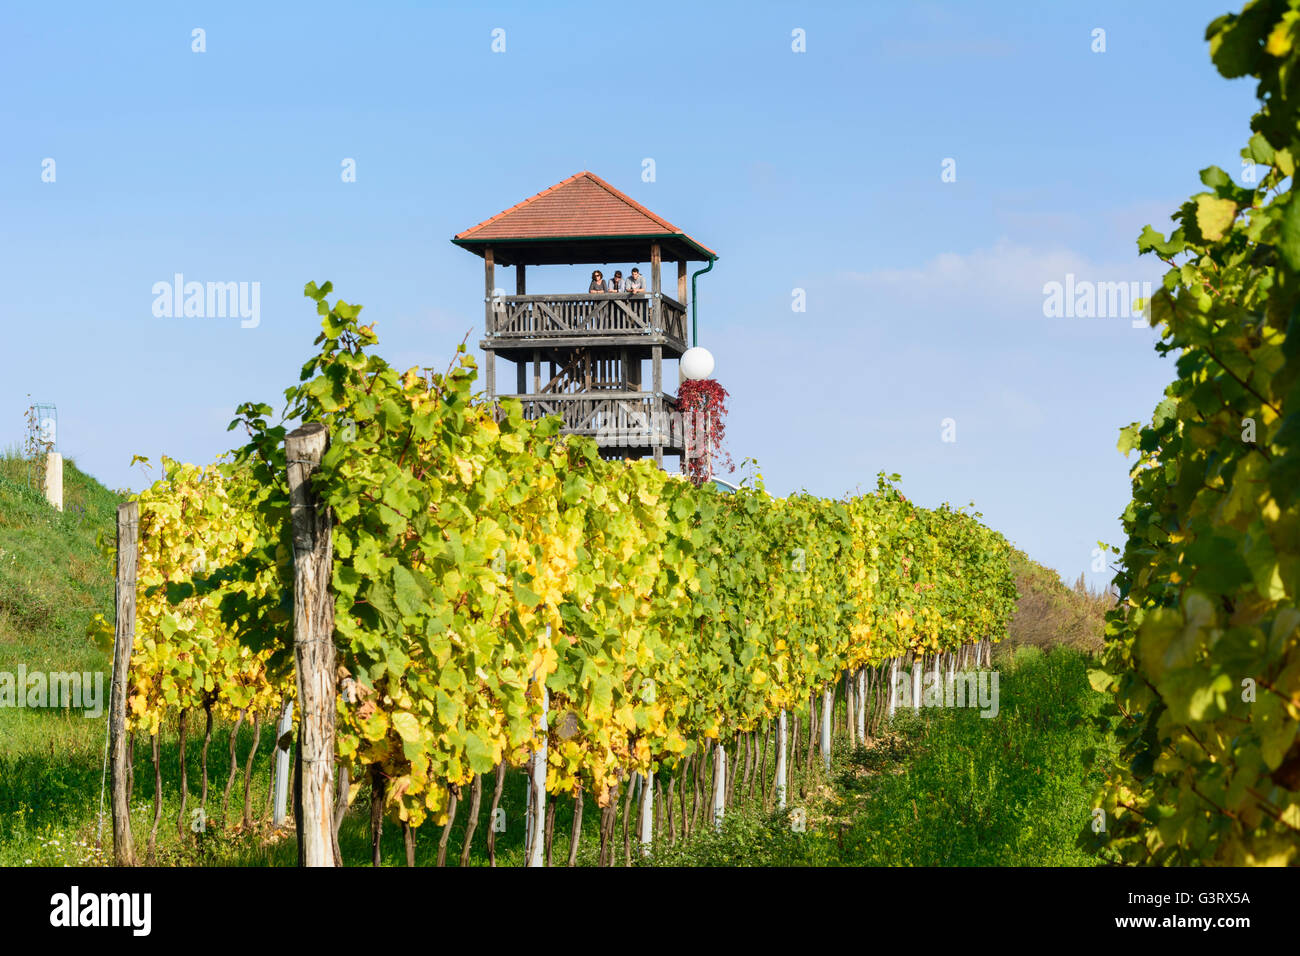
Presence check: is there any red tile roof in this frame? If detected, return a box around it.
[455,171,716,256]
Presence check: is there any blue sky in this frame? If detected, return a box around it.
[0,0,1261,587]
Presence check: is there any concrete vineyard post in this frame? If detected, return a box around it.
[775,709,788,809]
[109,502,138,866]
[272,698,294,827]
[526,681,548,868]
[285,423,336,867]
[912,653,922,713]
[524,772,533,861]
[821,687,833,771]
[45,452,63,511]
[889,657,898,718]
[638,771,654,856]
[717,738,728,832]
[845,670,855,749]
[856,669,866,741]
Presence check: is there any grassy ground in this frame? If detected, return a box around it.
[3,646,1116,867]
[0,456,1116,867]
[779,646,1115,866]
[629,646,1116,866]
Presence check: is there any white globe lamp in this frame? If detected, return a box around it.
[680,346,715,382]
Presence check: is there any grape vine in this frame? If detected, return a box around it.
[1091,0,1300,866]
[99,280,1018,845]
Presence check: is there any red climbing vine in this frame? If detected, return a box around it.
[677,378,733,484]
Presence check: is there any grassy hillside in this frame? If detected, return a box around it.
[1005,550,1112,654]
[0,455,120,672]
[0,455,120,864]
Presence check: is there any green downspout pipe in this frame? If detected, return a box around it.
[688,257,718,481]
[690,258,716,347]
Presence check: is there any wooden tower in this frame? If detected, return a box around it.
[453,171,717,466]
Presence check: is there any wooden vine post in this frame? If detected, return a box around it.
[109,502,138,866]
[286,423,337,867]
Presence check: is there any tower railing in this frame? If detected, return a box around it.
[487,293,687,345]
[495,391,685,451]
